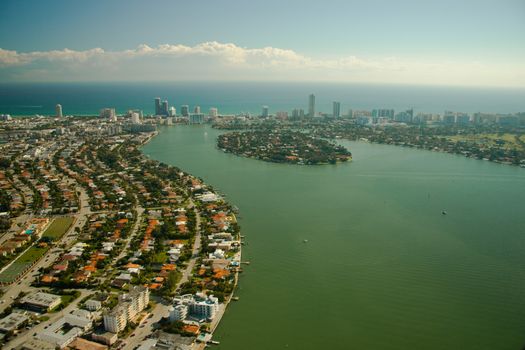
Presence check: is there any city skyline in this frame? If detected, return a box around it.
[0,0,524,87]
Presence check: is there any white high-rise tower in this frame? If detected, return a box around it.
[55,104,63,118]
[308,94,315,118]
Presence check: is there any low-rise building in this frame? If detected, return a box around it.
[84,299,102,311]
[0,312,28,332]
[21,292,62,312]
[20,338,56,350]
[68,337,108,350]
[37,310,92,348]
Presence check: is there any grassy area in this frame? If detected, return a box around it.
[0,245,48,284]
[447,133,524,151]
[42,217,74,241]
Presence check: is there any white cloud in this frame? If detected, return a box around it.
[0,42,524,87]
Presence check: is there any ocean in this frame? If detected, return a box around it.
[1,82,524,117]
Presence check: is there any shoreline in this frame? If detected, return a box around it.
[140,127,242,346]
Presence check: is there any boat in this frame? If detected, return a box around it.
[442,210,447,215]
[303,239,309,243]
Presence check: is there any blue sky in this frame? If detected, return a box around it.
[0,0,524,86]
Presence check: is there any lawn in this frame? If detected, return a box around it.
[0,245,49,284]
[42,217,74,241]
[447,133,524,151]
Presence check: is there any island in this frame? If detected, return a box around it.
[217,129,352,165]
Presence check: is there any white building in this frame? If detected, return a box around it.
[103,286,149,333]
[170,293,219,322]
[103,304,128,333]
[38,310,92,348]
[84,299,102,311]
[189,113,205,124]
[21,292,62,311]
[130,111,142,124]
[308,94,315,118]
[100,108,117,122]
[0,312,28,332]
[209,107,218,118]
[55,104,63,119]
[169,304,188,322]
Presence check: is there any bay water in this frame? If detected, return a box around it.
[143,125,525,350]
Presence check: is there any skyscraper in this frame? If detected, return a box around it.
[154,97,161,115]
[189,113,205,124]
[333,102,341,118]
[194,106,201,114]
[209,108,218,118]
[100,108,117,122]
[130,111,141,124]
[55,104,63,118]
[162,100,169,116]
[262,106,269,118]
[372,109,395,119]
[181,105,189,117]
[308,94,315,118]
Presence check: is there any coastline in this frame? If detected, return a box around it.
[140,127,242,347]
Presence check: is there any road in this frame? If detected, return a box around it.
[0,185,91,315]
[177,200,202,288]
[113,201,144,264]
[122,201,202,350]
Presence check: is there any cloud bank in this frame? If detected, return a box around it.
[1,42,523,87]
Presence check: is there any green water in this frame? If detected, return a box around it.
[143,125,525,350]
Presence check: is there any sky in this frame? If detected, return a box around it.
[0,0,524,86]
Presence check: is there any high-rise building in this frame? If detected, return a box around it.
[181,105,189,117]
[154,97,161,115]
[55,104,63,119]
[262,106,269,118]
[103,286,149,334]
[333,102,341,118]
[209,108,218,118]
[169,106,177,117]
[162,100,169,116]
[194,106,201,114]
[308,94,315,118]
[189,113,205,124]
[394,109,414,123]
[100,108,117,122]
[130,111,141,124]
[372,109,395,119]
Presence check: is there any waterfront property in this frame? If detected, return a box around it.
[217,129,352,165]
[169,293,220,322]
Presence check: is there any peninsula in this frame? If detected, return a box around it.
[0,115,241,350]
[217,129,352,165]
